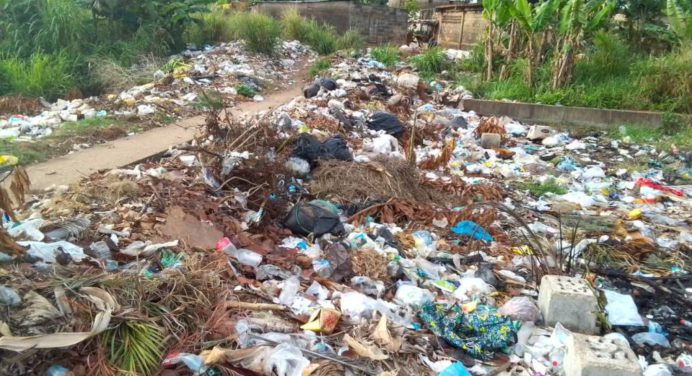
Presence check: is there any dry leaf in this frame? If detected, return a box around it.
[20,291,63,327]
[372,316,401,352]
[343,334,388,360]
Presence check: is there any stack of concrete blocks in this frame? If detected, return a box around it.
[538,275,642,376]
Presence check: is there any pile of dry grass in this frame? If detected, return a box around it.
[311,158,436,204]
[351,248,390,282]
[474,116,507,141]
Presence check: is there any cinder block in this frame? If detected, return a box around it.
[480,133,502,149]
[564,333,642,376]
[527,125,553,141]
[538,275,599,334]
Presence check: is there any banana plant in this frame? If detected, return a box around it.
[552,0,615,88]
[481,0,513,80]
[509,0,561,88]
[666,0,692,46]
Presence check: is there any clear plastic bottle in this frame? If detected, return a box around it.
[217,237,263,267]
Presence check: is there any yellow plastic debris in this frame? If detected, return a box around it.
[627,208,642,220]
[0,155,18,167]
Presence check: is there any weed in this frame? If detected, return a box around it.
[235,84,256,98]
[0,139,47,165]
[338,29,364,51]
[99,321,164,375]
[518,179,568,197]
[308,58,332,78]
[609,123,692,151]
[410,47,449,78]
[0,53,75,101]
[371,45,400,67]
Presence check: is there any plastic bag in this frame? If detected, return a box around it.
[278,277,301,306]
[367,112,404,138]
[498,296,541,322]
[394,284,434,308]
[632,332,670,347]
[318,78,337,91]
[451,221,493,242]
[0,286,22,307]
[303,83,320,98]
[290,134,353,167]
[284,201,345,237]
[603,289,644,326]
[340,291,376,321]
[453,277,495,301]
[351,276,385,297]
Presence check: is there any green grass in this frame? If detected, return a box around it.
[371,45,400,67]
[0,53,75,101]
[226,12,282,55]
[410,47,449,79]
[235,84,256,97]
[457,36,691,114]
[608,123,692,151]
[308,58,332,78]
[0,118,136,165]
[185,9,237,46]
[518,179,568,197]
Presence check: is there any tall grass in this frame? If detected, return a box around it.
[280,9,362,55]
[371,45,400,67]
[227,12,282,55]
[308,58,332,78]
[185,9,237,46]
[0,53,75,100]
[410,47,449,78]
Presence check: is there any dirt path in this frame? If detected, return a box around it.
[24,84,304,191]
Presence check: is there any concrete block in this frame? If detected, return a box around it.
[538,275,599,334]
[480,133,502,149]
[565,333,642,376]
[527,125,552,141]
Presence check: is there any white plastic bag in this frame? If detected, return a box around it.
[603,289,644,326]
[394,285,434,308]
[263,343,310,376]
[499,296,541,322]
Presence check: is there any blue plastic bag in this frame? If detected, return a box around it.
[451,221,493,242]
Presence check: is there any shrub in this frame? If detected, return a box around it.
[633,50,691,113]
[371,45,400,67]
[235,84,256,97]
[0,53,75,101]
[227,12,282,55]
[577,31,632,80]
[91,55,164,93]
[281,9,310,41]
[411,47,449,78]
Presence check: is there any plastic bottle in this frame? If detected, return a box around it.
[312,259,333,278]
[548,348,566,372]
[216,237,263,267]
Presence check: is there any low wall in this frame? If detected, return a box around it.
[460,99,692,129]
[254,2,408,45]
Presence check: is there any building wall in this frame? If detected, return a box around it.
[254,2,408,45]
[435,7,487,49]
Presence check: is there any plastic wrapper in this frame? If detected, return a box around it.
[498,296,541,322]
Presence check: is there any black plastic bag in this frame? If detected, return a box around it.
[319,78,337,91]
[303,83,320,98]
[291,134,353,167]
[284,201,345,237]
[367,112,404,138]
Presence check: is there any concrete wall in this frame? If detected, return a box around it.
[254,2,408,45]
[460,99,692,129]
[435,6,487,49]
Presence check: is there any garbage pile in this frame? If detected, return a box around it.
[0,48,690,376]
[0,40,311,141]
